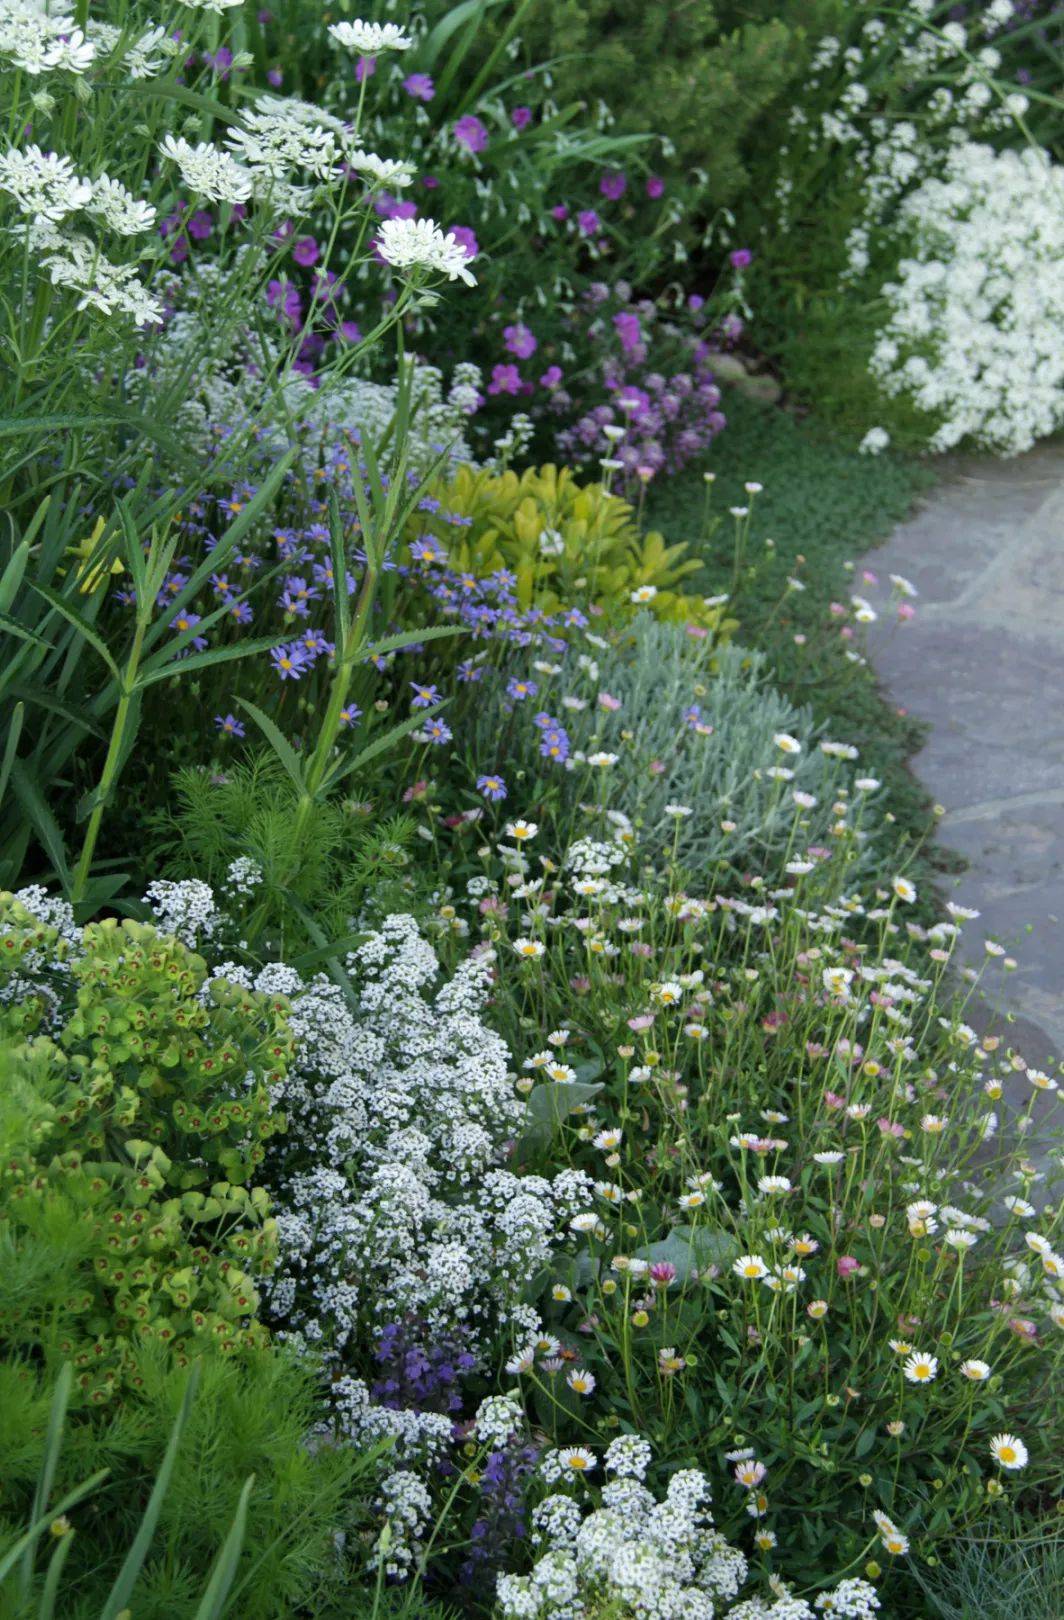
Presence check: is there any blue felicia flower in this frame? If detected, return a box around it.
[476,773,508,802]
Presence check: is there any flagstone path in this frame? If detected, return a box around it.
[862,441,1064,1095]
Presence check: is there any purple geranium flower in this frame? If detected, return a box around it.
[503,322,537,359]
[403,72,435,101]
[449,224,479,261]
[454,113,489,153]
[730,247,753,269]
[511,105,532,130]
[488,363,522,396]
[576,209,600,236]
[600,170,626,200]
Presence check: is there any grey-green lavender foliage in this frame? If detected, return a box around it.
[475,615,883,880]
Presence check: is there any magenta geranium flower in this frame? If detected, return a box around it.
[454,113,489,153]
[449,224,479,260]
[576,209,600,236]
[503,322,537,359]
[511,105,532,130]
[599,170,626,200]
[487,363,522,396]
[646,175,664,199]
[403,72,434,101]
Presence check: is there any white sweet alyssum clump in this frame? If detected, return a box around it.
[870,143,1064,455]
[771,5,1060,457]
[499,1447,882,1620]
[234,914,589,1439]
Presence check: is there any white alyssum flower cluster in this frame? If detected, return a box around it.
[498,1444,882,1620]
[215,914,591,1440]
[869,142,1064,455]
[772,5,1058,456]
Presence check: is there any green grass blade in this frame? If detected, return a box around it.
[36,1526,76,1620]
[98,1363,202,1620]
[0,701,23,814]
[191,1476,255,1620]
[235,698,306,795]
[9,759,71,890]
[134,634,290,692]
[360,624,463,663]
[29,583,121,682]
[19,1364,72,1602]
[321,702,448,793]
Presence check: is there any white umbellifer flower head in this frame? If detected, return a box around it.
[88,174,156,235]
[376,216,477,286]
[328,19,413,53]
[348,149,416,188]
[0,4,95,74]
[159,136,253,204]
[858,426,891,455]
[176,0,243,11]
[0,145,92,222]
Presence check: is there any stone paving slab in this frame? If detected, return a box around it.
[862,442,1064,1077]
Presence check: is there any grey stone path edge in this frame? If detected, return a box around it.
[862,441,1064,1078]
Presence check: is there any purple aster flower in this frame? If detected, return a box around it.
[457,660,484,682]
[170,611,207,652]
[539,724,570,762]
[227,600,253,625]
[403,72,435,101]
[423,716,453,745]
[511,105,532,130]
[577,209,600,236]
[410,681,442,708]
[214,713,245,738]
[477,773,508,802]
[454,113,489,154]
[599,170,626,200]
[271,643,310,680]
[506,676,538,702]
[339,703,363,727]
[503,322,537,359]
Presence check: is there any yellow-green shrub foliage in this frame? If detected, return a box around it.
[411,463,735,637]
[0,900,293,1405]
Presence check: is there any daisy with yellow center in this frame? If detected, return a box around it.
[989,1433,1028,1470]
